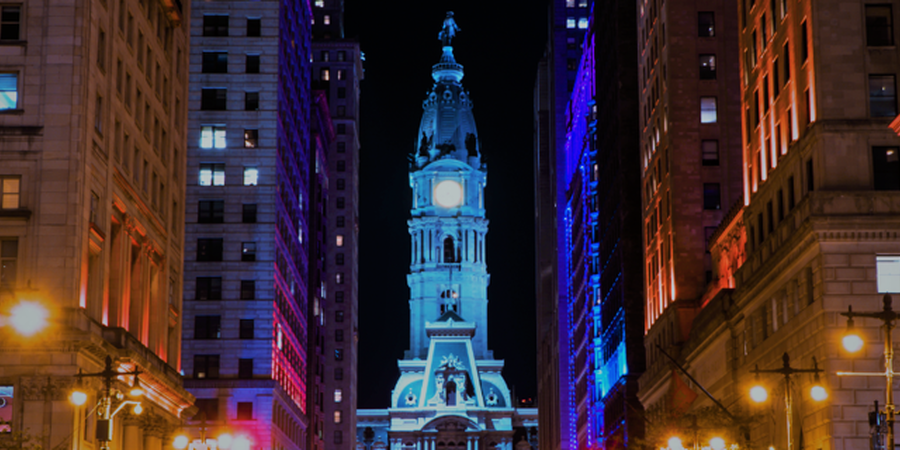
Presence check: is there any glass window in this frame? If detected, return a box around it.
[335,368,343,380]
[703,183,721,210]
[870,75,897,117]
[878,256,900,293]
[336,69,345,80]
[195,277,222,300]
[699,54,716,80]
[240,280,255,300]
[336,253,344,265]
[201,88,227,110]
[335,291,344,303]
[196,238,223,261]
[801,20,809,62]
[334,349,343,360]
[323,15,331,25]
[337,160,346,172]
[241,242,256,261]
[577,18,588,29]
[238,359,253,379]
[194,315,221,339]
[246,18,261,37]
[242,203,257,223]
[0,73,18,110]
[566,17,575,29]
[334,431,343,444]
[0,238,18,289]
[245,54,260,74]
[0,6,20,40]
[193,356,220,380]
[244,129,258,148]
[321,68,330,81]
[336,235,344,247]
[198,200,224,223]
[873,146,900,190]
[243,167,258,186]
[337,142,346,153]
[244,92,259,111]
[336,329,344,342]
[698,12,715,37]
[336,272,344,284]
[336,216,345,227]
[201,52,227,73]
[236,402,253,420]
[200,125,226,149]
[337,87,346,99]
[202,15,229,37]
[337,51,347,61]
[1,176,20,209]
[334,389,342,403]
[334,411,342,423]
[320,51,330,62]
[867,5,894,46]
[701,140,719,166]
[337,178,345,190]
[700,97,717,123]
[335,310,344,322]
[239,319,254,339]
[199,163,225,186]
[337,197,345,209]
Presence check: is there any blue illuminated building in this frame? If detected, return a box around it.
[182,0,315,448]
[537,2,644,449]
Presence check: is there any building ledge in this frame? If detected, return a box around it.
[0,208,31,218]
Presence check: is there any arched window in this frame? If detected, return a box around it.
[443,236,455,263]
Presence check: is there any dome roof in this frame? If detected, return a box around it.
[413,14,482,170]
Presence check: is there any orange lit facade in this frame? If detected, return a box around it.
[637,1,900,449]
[0,0,193,447]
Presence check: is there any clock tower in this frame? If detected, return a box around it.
[356,13,537,450]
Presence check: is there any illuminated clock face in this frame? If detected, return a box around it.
[434,180,463,208]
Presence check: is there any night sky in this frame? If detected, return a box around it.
[343,0,551,409]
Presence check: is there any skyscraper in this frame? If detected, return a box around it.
[357,14,537,450]
[311,0,363,447]
[0,0,193,447]
[181,0,313,447]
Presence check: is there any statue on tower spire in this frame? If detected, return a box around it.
[439,11,460,46]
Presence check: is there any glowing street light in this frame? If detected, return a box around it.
[8,300,48,336]
[667,436,684,450]
[70,356,143,450]
[709,437,726,450]
[842,313,864,353]
[749,352,825,450]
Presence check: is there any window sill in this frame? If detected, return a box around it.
[0,108,24,115]
[0,208,31,218]
[0,40,26,46]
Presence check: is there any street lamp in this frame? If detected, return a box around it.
[70,355,143,450]
[837,294,900,450]
[748,352,826,450]
[172,412,251,450]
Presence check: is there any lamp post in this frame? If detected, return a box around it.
[748,352,827,450]
[70,355,144,450]
[172,412,250,450]
[837,293,900,450]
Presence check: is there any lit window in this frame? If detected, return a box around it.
[324,15,331,25]
[878,256,900,293]
[321,68,330,81]
[873,146,900,190]
[0,73,18,110]
[566,17,575,29]
[1,176,20,209]
[700,97,717,123]
[698,12,715,37]
[241,242,256,262]
[577,18,588,29]
[566,0,575,6]
[336,69,345,80]
[199,163,225,186]
[334,389,342,403]
[244,129,258,148]
[336,235,344,247]
[699,54,716,80]
[336,272,344,284]
[334,410,342,424]
[243,167,258,186]
[200,126,226,149]
[315,0,324,6]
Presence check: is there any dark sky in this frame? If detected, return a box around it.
[344,0,550,409]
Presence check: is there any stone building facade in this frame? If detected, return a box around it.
[181,0,314,448]
[0,0,194,447]
[637,1,900,449]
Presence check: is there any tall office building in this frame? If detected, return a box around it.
[311,1,363,448]
[0,0,193,447]
[534,2,594,450]
[181,1,313,448]
[635,1,900,449]
[635,0,744,421]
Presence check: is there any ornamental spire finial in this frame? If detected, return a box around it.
[439,11,460,47]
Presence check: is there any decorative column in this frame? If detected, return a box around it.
[142,414,166,450]
[122,412,142,450]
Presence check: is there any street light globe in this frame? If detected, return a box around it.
[667,436,684,450]
[750,385,768,403]
[172,435,189,449]
[133,403,143,415]
[218,433,234,449]
[843,333,864,353]
[69,390,88,406]
[9,300,49,337]
[810,384,828,401]
[709,437,726,450]
[233,436,251,450]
